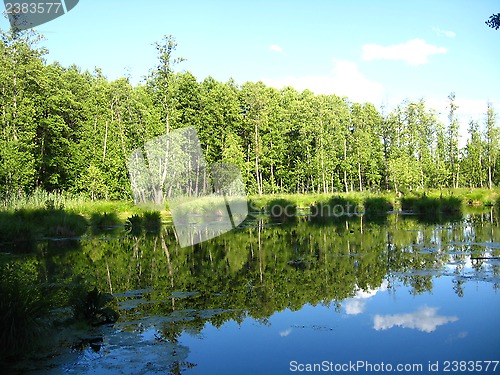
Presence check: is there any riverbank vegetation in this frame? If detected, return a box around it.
[0,187,498,246]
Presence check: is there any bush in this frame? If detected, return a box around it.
[266,198,297,221]
[125,214,143,235]
[143,211,162,233]
[364,197,393,214]
[90,212,119,233]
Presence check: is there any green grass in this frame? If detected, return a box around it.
[401,194,462,215]
[249,188,499,213]
[0,261,49,359]
[0,188,497,246]
[0,208,89,244]
[89,212,120,234]
[265,198,297,221]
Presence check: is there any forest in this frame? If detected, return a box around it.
[0,28,498,201]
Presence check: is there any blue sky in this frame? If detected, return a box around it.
[1,0,499,135]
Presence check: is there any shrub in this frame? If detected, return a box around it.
[90,212,119,233]
[125,214,143,235]
[143,211,162,233]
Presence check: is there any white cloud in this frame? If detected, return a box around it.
[433,27,456,38]
[263,59,384,104]
[373,306,458,333]
[279,328,292,337]
[345,299,366,315]
[269,44,283,53]
[362,38,447,66]
[344,281,388,315]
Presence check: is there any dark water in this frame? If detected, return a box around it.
[2,211,500,374]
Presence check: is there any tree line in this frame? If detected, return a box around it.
[0,29,498,199]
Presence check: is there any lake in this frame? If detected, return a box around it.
[2,209,499,374]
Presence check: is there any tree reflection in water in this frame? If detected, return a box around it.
[1,210,499,373]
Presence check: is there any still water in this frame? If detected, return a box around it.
[4,211,500,374]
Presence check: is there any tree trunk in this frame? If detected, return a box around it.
[344,138,348,193]
[489,154,493,190]
[12,68,18,141]
[103,120,108,162]
[254,122,262,195]
[358,162,362,192]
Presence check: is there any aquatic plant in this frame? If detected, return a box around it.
[0,261,48,358]
[363,197,392,215]
[143,211,162,233]
[71,287,119,326]
[125,214,143,235]
[266,198,297,221]
[90,212,120,233]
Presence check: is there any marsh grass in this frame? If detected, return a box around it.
[90,212,120,234]
[0,189,74,211]
[1,189,140,220]
[364,197,393,213]
[143,211,162,233]
[123,211,166,234]
[0,209,88,244]
[0,190,160,244]
[401,193,462,223]
[249,189,497,218]
[309,196,357,217]
[0,262,49,359]
[0,189,497,243]
[265,198,297,222]
[125,214,143,235]
[461,188,498,206]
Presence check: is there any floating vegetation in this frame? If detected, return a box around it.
[125,214,143,235]
[266,198,297,222]
[90,212,120,233]
[143,211,162,233]
[71,287,119,327]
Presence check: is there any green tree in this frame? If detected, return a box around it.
[485,102,498,189]
[0,28,46,197]
[221,132,245,172]
[447,93,460,188]
[461,120,485,188]
[147,35,185,134]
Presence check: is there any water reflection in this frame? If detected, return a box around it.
[2,210,499,374]
[373,306,459,333]
[344,282,388,315]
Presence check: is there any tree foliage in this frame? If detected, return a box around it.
[0,28,499,200]
[486,13,500,30]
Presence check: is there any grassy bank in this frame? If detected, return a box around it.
[0,190,170,245]
[0,188,498,245]
[248,188,500,215]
